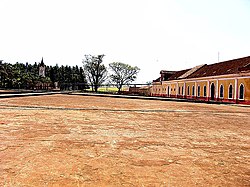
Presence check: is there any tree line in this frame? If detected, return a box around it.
[0,55,140,92]
[0,61,88,90]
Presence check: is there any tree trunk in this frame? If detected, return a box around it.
[118,85,122,94]
[94,84,98,92]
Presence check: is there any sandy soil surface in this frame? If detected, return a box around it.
[0,90,15,93]
[0,94,249,186]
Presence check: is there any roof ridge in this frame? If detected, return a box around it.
[178,64,206,79]
[208,55,250,66]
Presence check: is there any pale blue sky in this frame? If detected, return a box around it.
[0,0,250,83]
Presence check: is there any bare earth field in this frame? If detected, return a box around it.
[0,94,249,187]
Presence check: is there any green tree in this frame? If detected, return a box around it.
[82,54,107,92]
[78,67,88,90]
[0,63,14,88]
[109,62,140,93]
[0,60,89,90]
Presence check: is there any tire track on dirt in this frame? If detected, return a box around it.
[0,104,249,114]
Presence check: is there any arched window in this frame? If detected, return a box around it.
[182,86,184,95]
[228,85,233,99]
[197,86,200,97]
[178,87,181,95]
[204,85,207,97]
[239,84,244,100]
[192,85,195,96]
[220,85,224,98]
[187,86,190,95]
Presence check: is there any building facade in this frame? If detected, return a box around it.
[152,56,250,105]
[39,57,46,77]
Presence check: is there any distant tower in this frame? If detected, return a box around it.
[39,57,46,77]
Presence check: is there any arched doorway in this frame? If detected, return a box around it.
[211,83,215,100]
[239,84,244,100]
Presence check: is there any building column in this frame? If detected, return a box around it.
[216,79,219,100]
[207,80,210,101]
[194,81,197,97]
[183,82,186,98]
[234,78,238,103]
[176,82,178,97]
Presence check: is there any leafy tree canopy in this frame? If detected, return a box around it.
[0,61,88,90]
[82,54,107,92]
[109,62,140,92]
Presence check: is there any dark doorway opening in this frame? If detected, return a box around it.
[211,83,215,100]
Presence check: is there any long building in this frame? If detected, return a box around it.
[152,56,250,105]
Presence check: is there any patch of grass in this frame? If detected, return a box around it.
[85,86,129,93]
[98,87,118,92]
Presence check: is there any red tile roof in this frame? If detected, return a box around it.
[187,56,250,79]
[169,69,190,80]
[154,56,250,82]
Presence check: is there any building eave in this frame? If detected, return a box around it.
[159,72,250,84]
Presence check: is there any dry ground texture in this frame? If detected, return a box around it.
[0,94,249,187]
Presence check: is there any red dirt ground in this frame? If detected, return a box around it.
[0,94,249,186]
